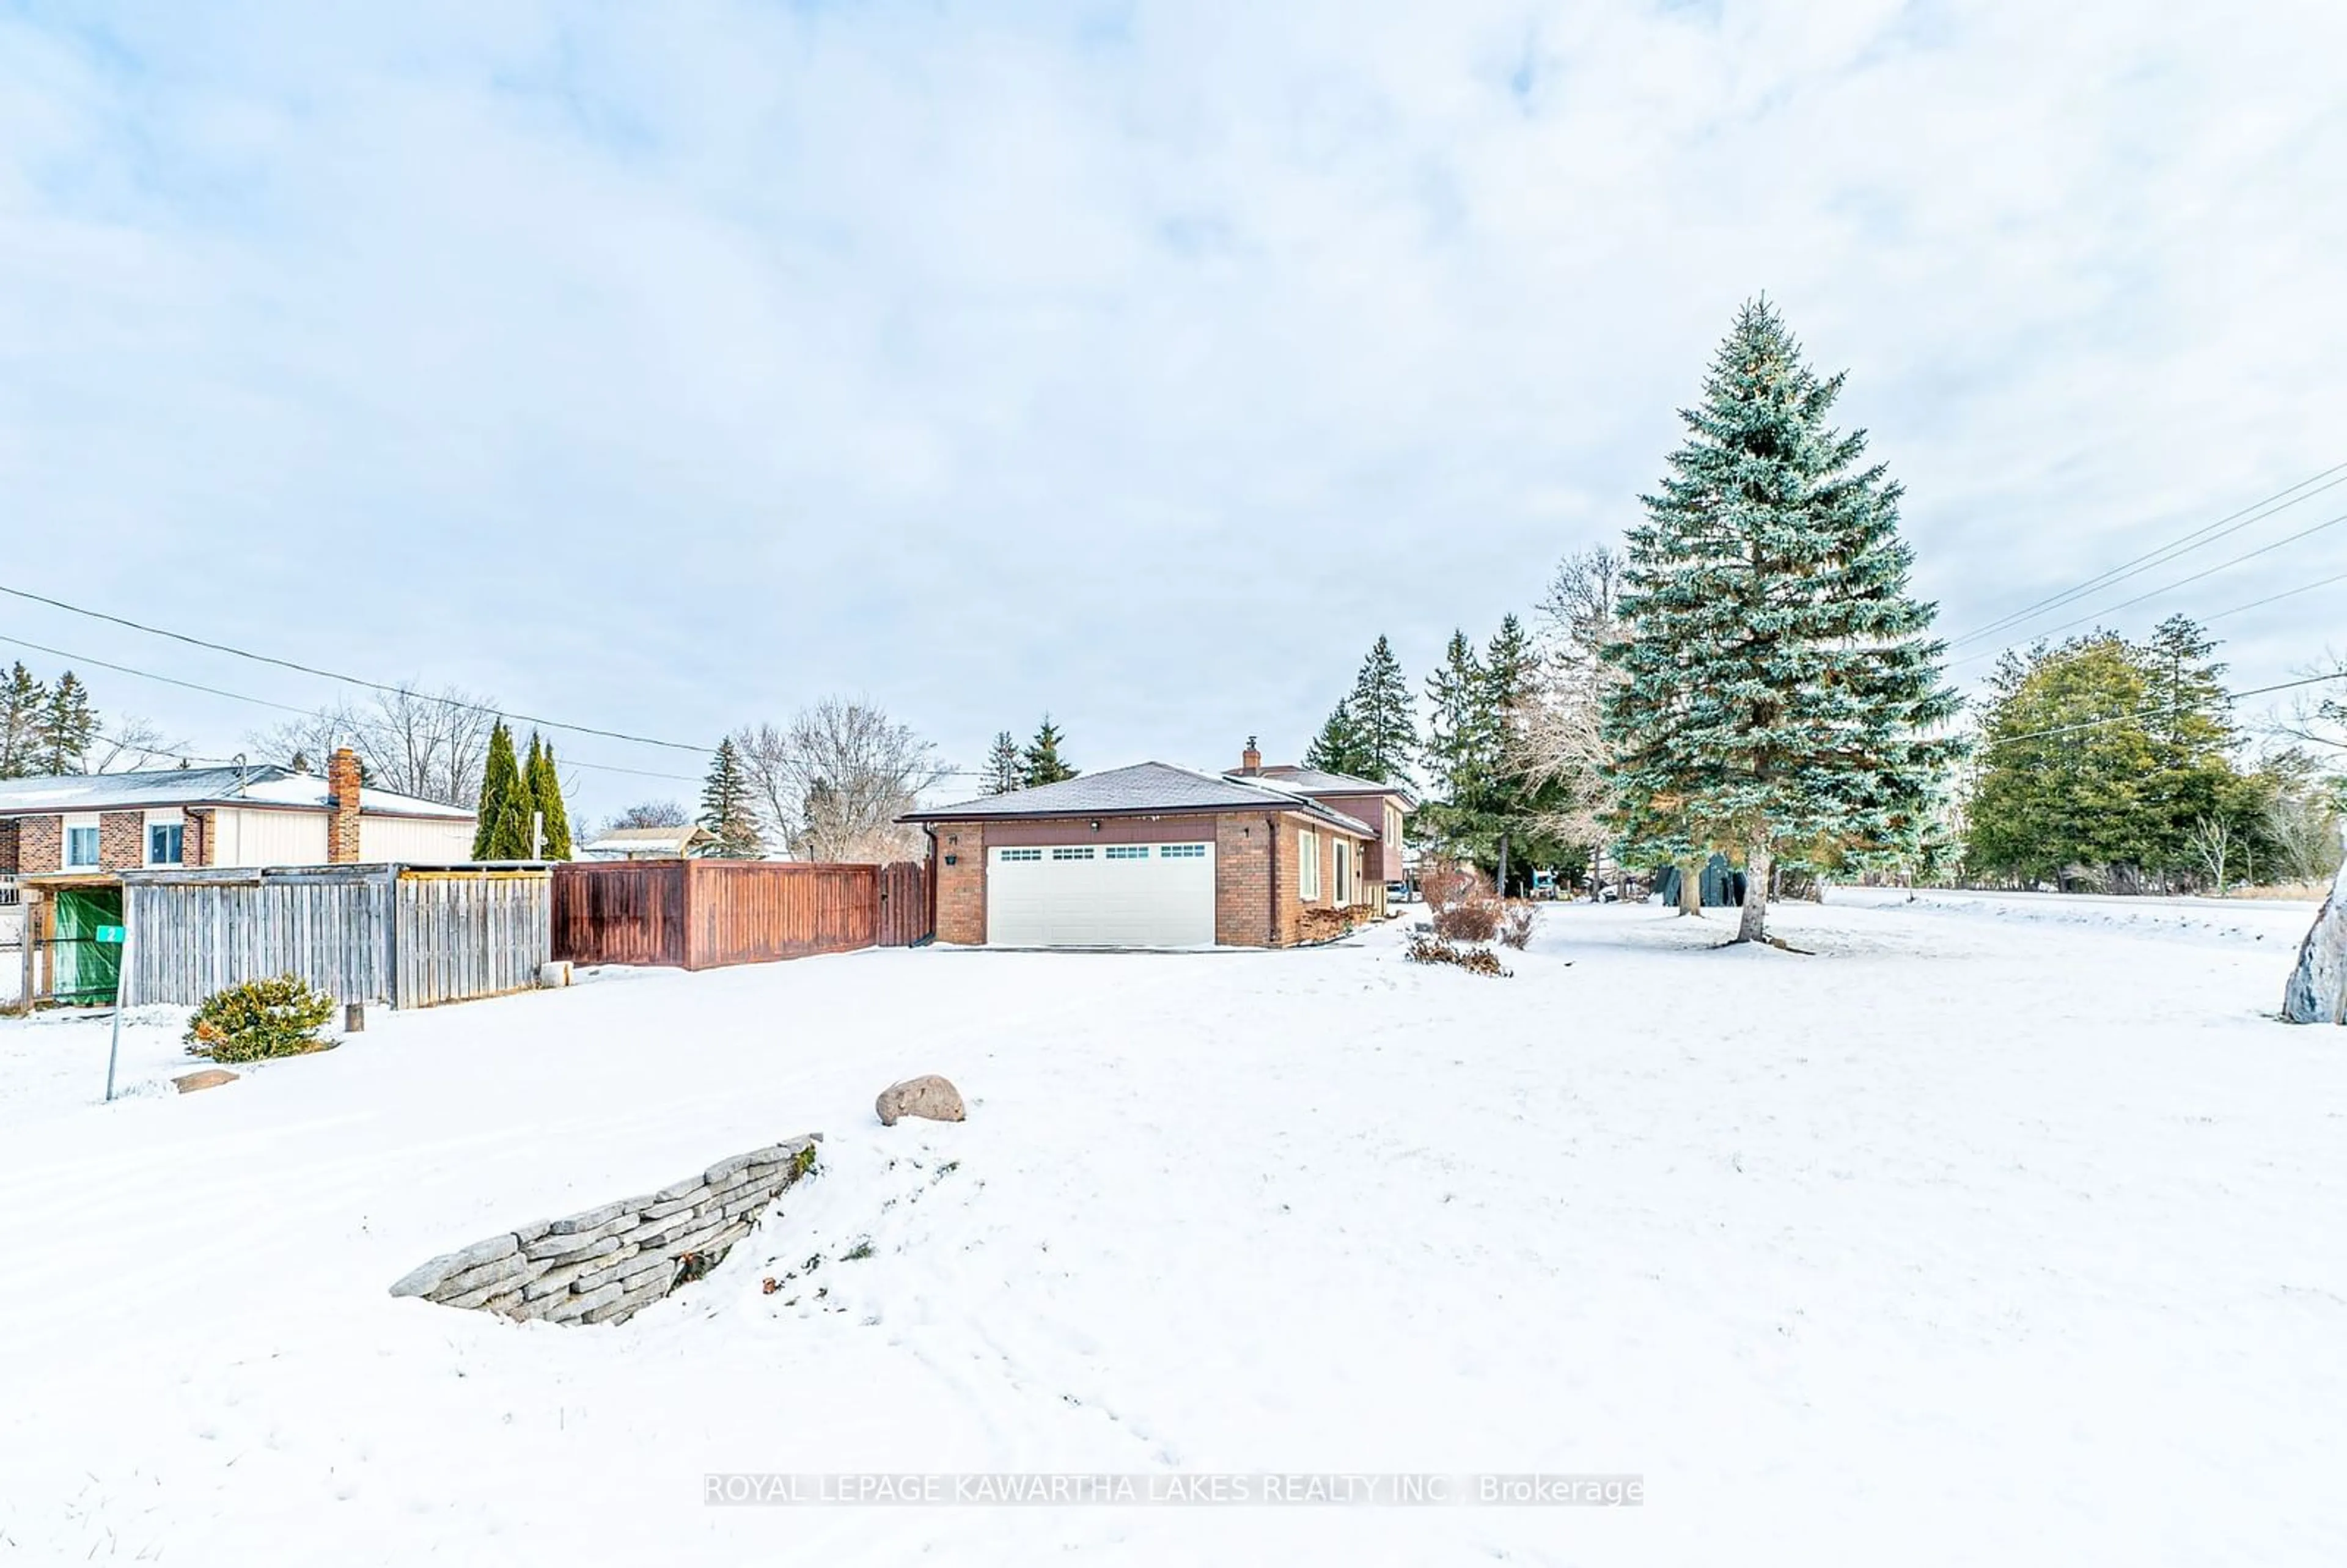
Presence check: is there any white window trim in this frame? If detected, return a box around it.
[144,807,186,867]
[62,812,102,868]
[1336,841,1352,906]
[1298,828,1321,901]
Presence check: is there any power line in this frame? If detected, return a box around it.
[0,631,704,785]
[0,581,710,755]
[1946,461,2347,649]
[1978,669,2344,749]
[2202,568,2347,625]
[1948,508,2347,670]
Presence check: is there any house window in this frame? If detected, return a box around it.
[1051,846,1095,861]
[149,822,185,865]
[1104,846,1149,860]
[1298,829,1321,900]
[64,819,101,868]
[1159,844,1206,859]
[1336,841,1352,905]
[999,848,1043,862]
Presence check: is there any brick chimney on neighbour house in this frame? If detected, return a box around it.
[1238,736,1262,775]
[326,747,363,863]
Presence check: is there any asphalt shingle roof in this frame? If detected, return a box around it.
[903,761,1376,835]
[0,764,471,820]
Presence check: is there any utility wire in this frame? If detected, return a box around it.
[0,581,709,755]
[1948,509,2347,670]
[1946,461,2347,648]
[0,631,703,785]
[1978,670,2344,749]
[2201,568,2347,625]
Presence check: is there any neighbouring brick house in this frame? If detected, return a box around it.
[0,749,475,877]
[901,746,1411,948]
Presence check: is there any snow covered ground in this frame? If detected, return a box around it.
[2,894,2341,1565]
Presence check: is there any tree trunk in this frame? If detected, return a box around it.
[1677,856,1702,917]
[1736,844,1773,943]
[1496,833,1511,901]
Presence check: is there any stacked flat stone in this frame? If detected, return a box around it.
[389,1135,819,1326]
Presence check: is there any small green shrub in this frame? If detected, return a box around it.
[185,974,337,1063]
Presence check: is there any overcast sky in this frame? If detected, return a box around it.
[2,1,2342,819]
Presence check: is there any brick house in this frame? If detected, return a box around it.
[901,747,1411,948]
[0,749,474,877]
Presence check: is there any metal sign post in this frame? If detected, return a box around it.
[100,920,128,1104]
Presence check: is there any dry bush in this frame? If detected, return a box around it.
[1498,900,1537,950]
[1423,856,1503,941]
[1298,906,1359,943]
[1405,931,1511,978]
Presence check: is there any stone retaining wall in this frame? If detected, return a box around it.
[389,1135,820,1326]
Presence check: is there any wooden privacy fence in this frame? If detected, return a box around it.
[553,859,930,970]
[120,863,551,1009]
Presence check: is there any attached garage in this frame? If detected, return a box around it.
[904,760,1403,951]
[986,840,1215,948]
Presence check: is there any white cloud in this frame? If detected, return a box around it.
[1,1,2341,812]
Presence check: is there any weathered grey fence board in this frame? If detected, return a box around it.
[125,875,397,1006]
[394,874,550,1008]
[123,865,550,1011]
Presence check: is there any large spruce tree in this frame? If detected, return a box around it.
[37,672,97,774]
[1345,635,1416,784]
[1603,298,1960,941]
[982,731,1024,794]
[472,720,535,859]
[1302,703,1370,777]
[1420,630,1491,856]
[697,738,764,857]
[0,662,47,779]
[1021,717,1077,787]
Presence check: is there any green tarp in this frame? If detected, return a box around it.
[51,887,124,1006]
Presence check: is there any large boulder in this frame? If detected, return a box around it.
[876,1074,965,1127]
[2283,859,2347,1025]
[173,1069,240,1094]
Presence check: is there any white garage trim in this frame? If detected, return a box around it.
[987,840,1216,948]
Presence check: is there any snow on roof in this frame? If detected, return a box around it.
[0,764,471,820]
[583,826,707,852]
[903,761,1377,836]
[1241,764,1418,808]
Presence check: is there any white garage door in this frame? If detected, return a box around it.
[988,841,1216,948]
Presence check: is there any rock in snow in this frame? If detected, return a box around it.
[171,1069,238,1094]
[2282,859,2347,1024]
[875,1074,964,1126]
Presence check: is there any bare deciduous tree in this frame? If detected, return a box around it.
[732,698,948,863]
[90,717,188,774]
[1516,544,1633,895]
[250,684,501,808]
[2186,815,2233,895]
[601,799,691,832]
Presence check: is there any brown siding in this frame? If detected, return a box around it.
[553,859,930,969]
[978,815,1221,847]
[1313,791,1406,881]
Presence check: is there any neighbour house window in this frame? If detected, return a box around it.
[64,821,100,867]
[1160,844,1206,859]
[1299,829,1321,900]
[999,848,1043,862]
[149,822,185,865]
[1051,846,1095,861]
[1104,846,1149,860]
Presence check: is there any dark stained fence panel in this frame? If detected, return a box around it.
[551,859,931,970]
[553,860,688,967]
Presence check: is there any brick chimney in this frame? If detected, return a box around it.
[1239,736,1261,775]
[326,747,363,863]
